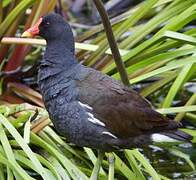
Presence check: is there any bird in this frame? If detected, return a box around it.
[22,13,192,179]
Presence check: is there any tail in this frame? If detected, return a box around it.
[151,130,192,143]
[162,130,193,142]
[151,120,193,143]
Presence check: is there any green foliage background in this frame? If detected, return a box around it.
[0,0,195,179]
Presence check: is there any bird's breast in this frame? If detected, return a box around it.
[38,66,79,106]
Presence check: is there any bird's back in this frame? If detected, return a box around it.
[38,61,192,151]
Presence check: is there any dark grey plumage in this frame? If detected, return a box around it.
[36,13,192,151]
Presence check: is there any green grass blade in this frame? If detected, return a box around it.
[140,72,178,97]
[164,31,196,45]
[113,47,195,79]
[0,164,5,180]
[0,152,35,180]
[43,126,90,164]
[131,149,160,180]
[169,148,195,170]
[175,93,196,121]
[130,56,196,84]
[162,63,194,108]
[157,105,196,114]
[125,150,146,180]
[6,167,14,180]
[23,119,31,144]
[114,153,136,179]
[15,150,62,180]
[48,156,71,180]
[84,147,105,175]
[0,114,50,180]
[0,124,34,179]
[0,0,35,37]
[31,132,88,180]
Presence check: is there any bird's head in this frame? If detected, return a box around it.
[22,13,75,54]
[22,13,73,42]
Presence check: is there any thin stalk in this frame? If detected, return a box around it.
[175,93,196,121]
[108,153,115,180]
[90,150,104,180]
[93,0,130,86]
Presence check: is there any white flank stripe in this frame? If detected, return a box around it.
[102,131,117,139]
[151,133,179,142]
[78,101,93,110]
[87,113,105,126]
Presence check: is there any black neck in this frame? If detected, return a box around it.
[46,38,74,55]
[43,39,77,69]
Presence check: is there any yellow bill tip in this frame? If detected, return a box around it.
[21,31,33,38]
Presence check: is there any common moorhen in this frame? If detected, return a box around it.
[22,13,192,179]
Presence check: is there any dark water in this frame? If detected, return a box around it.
[143,144,196,179]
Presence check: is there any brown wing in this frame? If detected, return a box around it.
[76,68,173,138]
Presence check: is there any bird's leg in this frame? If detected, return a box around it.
[108,153,115,180]
[90,150,104,180]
